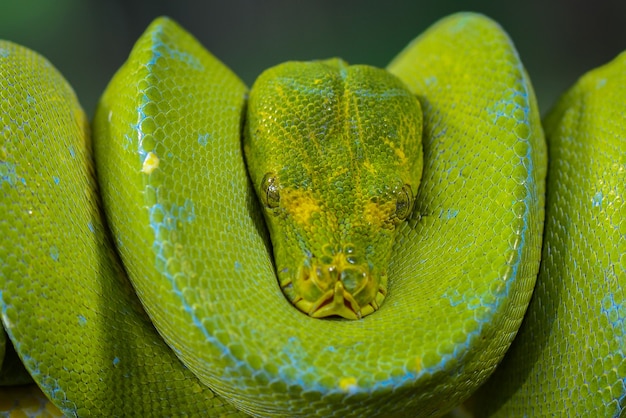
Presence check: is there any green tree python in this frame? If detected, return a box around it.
[0,12,624,418]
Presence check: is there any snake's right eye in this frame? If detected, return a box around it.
[261,173,280,209]
[395,183,414,220]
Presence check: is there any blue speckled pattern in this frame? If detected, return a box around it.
[470,51,626,418]
[92,14,544,416]
[6,11,621,418]
[0,36,244,417]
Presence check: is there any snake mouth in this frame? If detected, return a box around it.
[283,262,387,320]
[306,281,362,319]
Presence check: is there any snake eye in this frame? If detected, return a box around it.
[395,184,414,220]
[261,172,280,209]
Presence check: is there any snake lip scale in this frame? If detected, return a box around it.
[0,11,624,418]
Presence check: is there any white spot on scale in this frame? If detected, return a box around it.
[108,110,113,122]
[142,152,159,174]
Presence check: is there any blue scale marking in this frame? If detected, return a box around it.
[0,161,22,186]
[49,245,59,261]
[601,293,625,332]
[385,65,537,387]
[440,208,459,219]
[123,133,133,150]
[278,336,318,383]
[138,23,264,384]
[133,21,540,398]
[592,191,604,208]
[0,290,78,416]
[198,133,211,146]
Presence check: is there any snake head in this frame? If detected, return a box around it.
[244,59,422,319]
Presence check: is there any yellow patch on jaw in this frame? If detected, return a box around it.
[393,146,408,165]
[282,188,321,225]
[363,160,377,174]
[363,200,394,228]
[382,136,409,167]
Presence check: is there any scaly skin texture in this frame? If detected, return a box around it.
[469,51,626,417]
[0,38,245,417]
[0,12,623,418]
[244,59,423,319]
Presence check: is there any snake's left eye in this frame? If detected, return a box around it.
[395,184,414,220]
[261,172,280,209]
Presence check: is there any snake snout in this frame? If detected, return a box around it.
[287,252,386,320]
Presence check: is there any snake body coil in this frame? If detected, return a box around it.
[0,12,624,418]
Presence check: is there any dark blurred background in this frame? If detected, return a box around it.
[1,0,624,116]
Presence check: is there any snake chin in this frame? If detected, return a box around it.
[281,256,387,320]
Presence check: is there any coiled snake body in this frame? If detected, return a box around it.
[0,12,624,417]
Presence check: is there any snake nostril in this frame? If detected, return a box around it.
[340,268,367,293]
[322,244,339,256]
[327,264,337,276]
